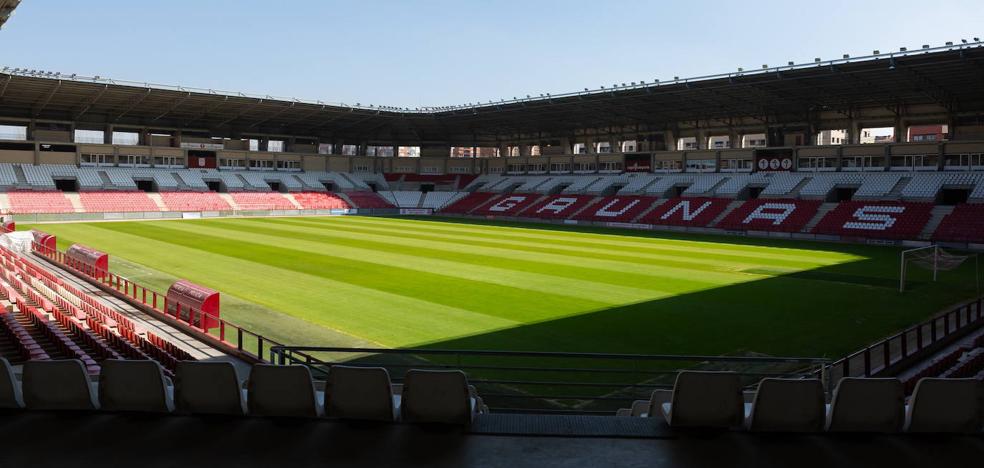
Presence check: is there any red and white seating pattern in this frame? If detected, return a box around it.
[472,194,542,216]
[639,197,730,227]
[79,191,159,212]
[932,204,984,243]
[522,195,597,219]
[292,192,350,210]
[574,196,659,223]
[230,192,296,210]
[812,202,934,240]
[440,192,499,214]
[6,191,75,214]
[160,191,232,211]
[717,199,821,233]
[345,191,395,209]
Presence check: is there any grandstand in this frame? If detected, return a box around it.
[1,2,984,463]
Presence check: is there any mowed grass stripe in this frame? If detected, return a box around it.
[143,220,677,304]
[255,217,826,272]
[337,216,859,264]
[82,221,618,319]
[216,218,753,290]
[35,223,523,346]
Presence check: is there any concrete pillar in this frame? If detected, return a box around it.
[894,118,907,143]
[497,144,508,158]
[585,139,596,154]
[696,130,708,150]
[664,130,676,151]
[104,125,114,144]
[559,137,572,155]
[519,144,531,157]
[392,145,400,158]
[728,129,741,149]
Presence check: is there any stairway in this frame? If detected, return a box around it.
[630,199,667,223]
[334,192,357,209]
[281,193,304,210]
[513,195,549,217]
[707,200,744,228]
[12,165,27,186]
[919,205,955,240]
[146,193,169,211]
[568,196,604,219]
[64,192,85,213]
[887,177,912,198]
[219,193,241,210]
[787,177,812,198]
[802,202,838,233]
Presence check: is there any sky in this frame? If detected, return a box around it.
[1,0,982,108]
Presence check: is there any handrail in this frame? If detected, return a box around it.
[829,296,984,381]
[268,345,830,414]
[29,241,304,363]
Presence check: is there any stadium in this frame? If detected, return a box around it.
[0,1,983,466]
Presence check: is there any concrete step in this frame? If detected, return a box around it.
[281,192,304,210]
[146,192,168,211]
[919,205,955,240]
[219,193,241,210]
[802,202,838,232]
[707,200,744,228]
[64,192,85,213]
[630,199,667,224]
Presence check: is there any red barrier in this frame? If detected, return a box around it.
[167,280,220,330]
[1,219,14,233]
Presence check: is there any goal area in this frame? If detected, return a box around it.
[899,245,978,293]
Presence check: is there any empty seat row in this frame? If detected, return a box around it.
[620,371,983,434]
[0,358,486,425]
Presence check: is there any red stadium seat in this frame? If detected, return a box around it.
[470,194,542,216]
[79,191,159,212]
[574,196,660,224]
[230,192,296,210]
[439,192,499,214]
[345,192,394,209]
[6,191,74,214]
[521,195,597,220]
[292,192,350,210]
[812,201,933,240]
[717,199,820,233]
[932,203,984,243]
[638,197,731,227]
[160,192,232,211]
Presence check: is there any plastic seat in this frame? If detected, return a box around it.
[660,371,744,429]
[98,359,174,413]
[905,378,983,433]
[0,357,24,409]
[826,378,904,433]
[745,378,825,432]
[324,365,398,421]
[22,359,98,410]
[246,364,321,418]
[401,369,477,425]
[175,361,246,415]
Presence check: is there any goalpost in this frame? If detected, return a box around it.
[899,244,979,293]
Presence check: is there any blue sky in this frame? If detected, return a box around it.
[2,0,982,107]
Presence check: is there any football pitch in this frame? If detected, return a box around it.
[22,215,981,360]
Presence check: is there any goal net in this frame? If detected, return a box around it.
[899,245,973,292]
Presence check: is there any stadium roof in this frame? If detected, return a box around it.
[0,0,20,29]
[1,41,983,145]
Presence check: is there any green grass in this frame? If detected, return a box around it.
[22,215,981,360]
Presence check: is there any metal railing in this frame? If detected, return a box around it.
[6,208,349,223]
[270,345,828,414]
[30,241,295,363]
[829,297,984,381]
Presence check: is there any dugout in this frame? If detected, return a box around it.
[30,230,55,252]
[66,244,109,279]
[166,280,220,330]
